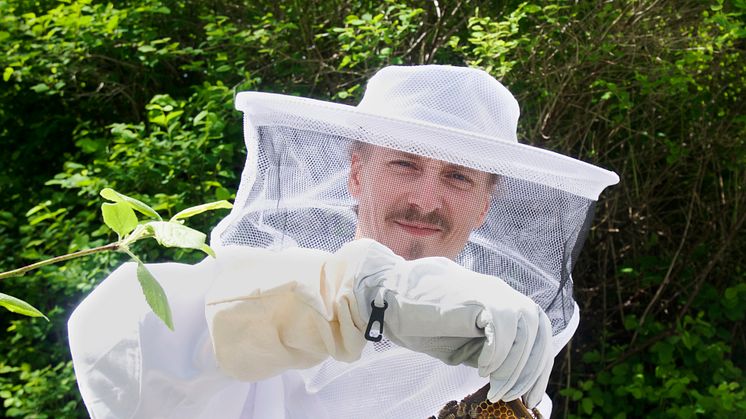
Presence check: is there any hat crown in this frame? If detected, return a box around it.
[357,65,519,143]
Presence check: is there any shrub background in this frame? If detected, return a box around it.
[0,0,743,417]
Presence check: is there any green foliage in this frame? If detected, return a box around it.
[562,282,746,417]
[1,0,194,203]
[0,0,744,416]
[0,1,248,413]
[97,188,231,330]
[332,4,423,67]
[450,3,542,78]
[1,186,230,332]
[0,361,79,418]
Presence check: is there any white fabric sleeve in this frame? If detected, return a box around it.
[205,244,370,381]
[68,259,250,419]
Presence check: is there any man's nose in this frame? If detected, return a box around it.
[407,173,444,214]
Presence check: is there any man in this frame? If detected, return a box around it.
[69,65,618,418]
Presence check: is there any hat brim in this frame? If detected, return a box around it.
[236,92,619,200]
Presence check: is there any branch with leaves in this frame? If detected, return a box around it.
[0,188,232,330]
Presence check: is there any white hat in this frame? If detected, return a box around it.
[212,65,618,338]
[230,65,616,199]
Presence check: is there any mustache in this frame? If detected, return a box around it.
[386,206,451,233]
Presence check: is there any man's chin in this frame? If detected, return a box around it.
[388,239,436,260]
[359,229,442,260]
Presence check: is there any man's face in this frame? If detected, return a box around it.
[348,144,493,260]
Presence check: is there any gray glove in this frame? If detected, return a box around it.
[352,239,553,407]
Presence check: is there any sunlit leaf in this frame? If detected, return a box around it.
[170,200,232,221]
[193,110,208,125]
[25,200,52,217]
[30,83,49,93]
[136,263,173,331]
[0,293,48,320]
[146,221,207,250]
[100,188,162,220]
[101,202,138,238]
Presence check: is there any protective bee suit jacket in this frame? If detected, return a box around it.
[69,243,559,418]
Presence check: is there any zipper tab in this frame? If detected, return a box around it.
[364,298,388,342]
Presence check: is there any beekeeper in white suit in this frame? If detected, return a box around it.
[68,65,618,418]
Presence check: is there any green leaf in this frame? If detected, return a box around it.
[623,314,639,331]
[193,110,208,125]
[25,200,52,217]
[100,188,162,220]
[170,200,232,221]
[200,243,216,258]
[136,263,174,331]
[146,221,207,250]
[339,55,352,69]
[2,67,13,82]
[101,202,138,238]
[0,293,48,320]
[30,83,49,93]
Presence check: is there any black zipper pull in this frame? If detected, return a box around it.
[364,299,388,342]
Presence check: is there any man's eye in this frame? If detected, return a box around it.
[448,172,471,182]
[390,160,417,169]
[446,172,475,189]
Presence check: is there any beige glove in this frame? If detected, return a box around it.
[205,243,371,381]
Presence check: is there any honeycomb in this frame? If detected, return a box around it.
[428,384,543,419]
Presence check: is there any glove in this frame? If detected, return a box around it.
[352,239,554,408]
[205,247,365,381]
[205,245,369,381]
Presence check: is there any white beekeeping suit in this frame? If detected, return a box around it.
[68,65,618,418]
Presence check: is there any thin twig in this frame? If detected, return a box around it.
[0,243,120,280]
[677,209,746,321]
[606,206,745,372]
[604,328,676,372]
[562,338,572,418]
[629,161,702,346]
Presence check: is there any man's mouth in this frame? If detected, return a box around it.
[393,220,442,237]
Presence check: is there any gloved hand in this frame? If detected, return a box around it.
[205,245,368,382]
[352,239,554,408]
